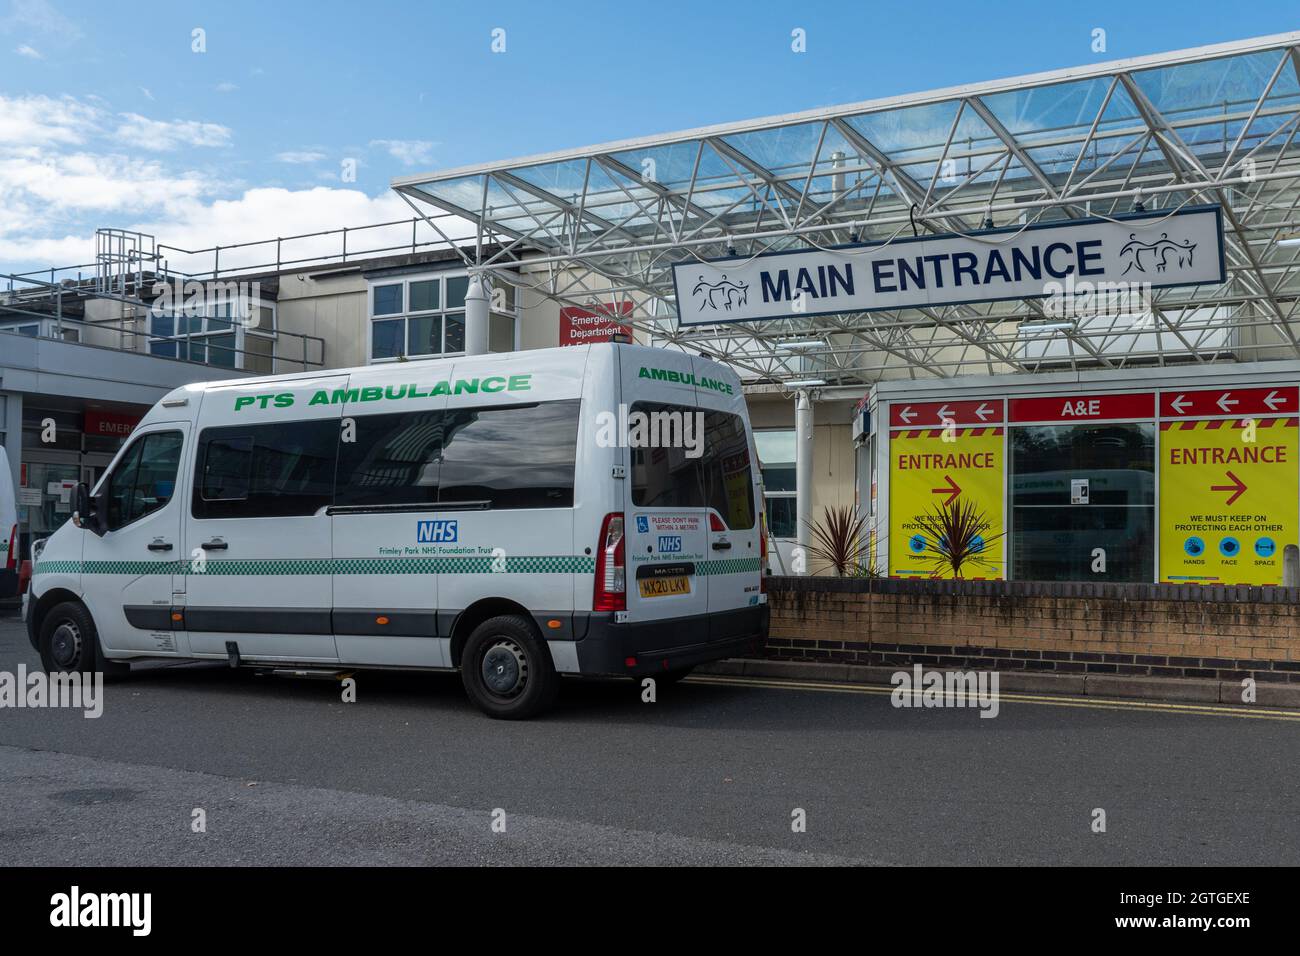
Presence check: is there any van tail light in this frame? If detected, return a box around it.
[4,524,16,570]
[593,512,626,611]
[759,512,768,594]
[708,512,726,532]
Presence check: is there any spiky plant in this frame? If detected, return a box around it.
[911,498,1004,579]
[804,504,870,576]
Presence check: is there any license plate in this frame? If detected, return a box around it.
[638,576,690,598]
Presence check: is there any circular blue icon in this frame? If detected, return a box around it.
[1255,537,1276,558]
[1219,537,1240,558]
[909,534,927,554]
[1183,536,1204,557]
[970,534,985,554]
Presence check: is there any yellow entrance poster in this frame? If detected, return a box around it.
[1159,417,1298,584]
[889,427,1005,579]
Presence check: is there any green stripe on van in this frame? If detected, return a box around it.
[697,557,762,575]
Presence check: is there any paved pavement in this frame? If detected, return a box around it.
[2,609,1298,865]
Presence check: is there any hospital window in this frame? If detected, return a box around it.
[1010,422,1155,582]
[369,272,516,363]
[148,300,276,373]
[755,429,796,539]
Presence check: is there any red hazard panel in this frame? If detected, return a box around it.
[1159,386,1298,418]
[888,399,1004,428]
[1009,392,1154,423]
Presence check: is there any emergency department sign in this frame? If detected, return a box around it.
[672,206,1224,326]
[889,426,1005,579]
[1159,417,1299,585]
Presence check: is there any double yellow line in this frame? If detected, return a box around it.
[685,674,1300,723]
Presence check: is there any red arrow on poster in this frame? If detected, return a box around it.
[930,475,962,506]
[1160,386,1298,418]
[1210,470,1248,506]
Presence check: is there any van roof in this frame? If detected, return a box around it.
[167,342,726,394]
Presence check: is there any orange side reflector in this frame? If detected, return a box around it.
[375,616,390,625]
[171,613,183,622]
[547,619,562,629]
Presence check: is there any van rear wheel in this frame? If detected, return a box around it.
[460,616,559,719]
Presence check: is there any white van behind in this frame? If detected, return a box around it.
[0,446,17,600]
[24,343,769,718]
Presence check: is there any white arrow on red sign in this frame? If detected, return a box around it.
[898,406,916,423]
[1168,394,1191,414]
[975,402,994,421]
[1264,389,1286,411]
[936,404,953,421]
[1216,392,1239,413]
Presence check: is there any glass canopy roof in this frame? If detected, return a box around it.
[394,33,1300,388]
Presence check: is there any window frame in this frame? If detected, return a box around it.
[755,428,797,539]
[366,270,517,364]
[148,297,277,372]
[103,428,184,532]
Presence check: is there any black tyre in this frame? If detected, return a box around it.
[37,601,130,678]
[460,615,559,719]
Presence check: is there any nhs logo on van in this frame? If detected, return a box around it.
[417,519,459,543]
[658,535,683,553]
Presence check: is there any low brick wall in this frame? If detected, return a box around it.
[766,577,1300,683]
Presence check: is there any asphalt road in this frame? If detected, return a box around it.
[2,608,1298,866]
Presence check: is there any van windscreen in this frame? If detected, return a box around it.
[629,403,755,530]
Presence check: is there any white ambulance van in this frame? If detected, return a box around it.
[24,343,769,718]
[0,446,17,600]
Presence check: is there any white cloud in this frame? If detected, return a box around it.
[114,113,232,151]
[274,150,326,164]
[0,94,468,274]
[140,87,154,101]
[369,138,435,167]
[0,94,99,146]
[15,43,41,58]
[0,0,80,39]
[215,81,238,93]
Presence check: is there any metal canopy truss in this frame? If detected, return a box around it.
[395,32,1300,387]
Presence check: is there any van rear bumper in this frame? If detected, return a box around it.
[574,603,769,677]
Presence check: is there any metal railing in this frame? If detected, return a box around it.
[0,273,325,374]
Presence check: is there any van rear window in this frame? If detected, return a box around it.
[630,403,755,529]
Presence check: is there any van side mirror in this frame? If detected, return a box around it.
[75,482,107,536]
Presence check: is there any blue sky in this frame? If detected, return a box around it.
[1,0,1297,272]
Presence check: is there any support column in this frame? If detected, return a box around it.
[795,389,814,573]
[464,273,490,356]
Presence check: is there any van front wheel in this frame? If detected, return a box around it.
[39,601,98,674]
[460,616,559,719]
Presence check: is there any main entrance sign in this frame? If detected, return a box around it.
[672,206,1224,325]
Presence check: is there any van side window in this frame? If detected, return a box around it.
[106,431,183,531]
[439,400,580,509]
[630,403,756,530]
[335,410,445,508]
[193,421,338,519]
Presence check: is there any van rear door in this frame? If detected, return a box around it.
[686,356,763,632]
[620,351,710,637]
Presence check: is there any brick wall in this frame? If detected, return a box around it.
[766,576,1300,683]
